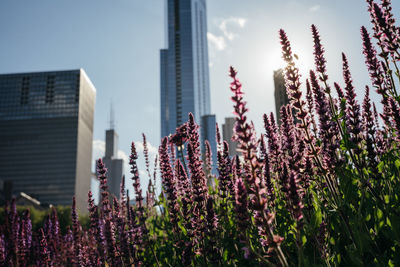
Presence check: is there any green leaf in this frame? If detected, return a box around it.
[223,249,228,261]
[384,195,390,204]
[395,159,400,170]
[377,208,383,220]
[302,235,307,245]
[377,161,385,173]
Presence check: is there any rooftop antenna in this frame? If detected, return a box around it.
[109,102,115,130]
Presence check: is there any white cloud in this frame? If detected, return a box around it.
[207,17,246,55]
[309,5,320,12]
[219,17,247,41]
[92,139,106,166]
[134,141,158,155]
[207,32,226,51]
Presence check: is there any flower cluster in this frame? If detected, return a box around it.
[1,1,400,266]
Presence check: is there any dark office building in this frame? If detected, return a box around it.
[160,0,212,137]
[274,69,290,124]
[201,114,217,175]
[222,117,239,157]
[0,69,96,212]
[102,128,123,199]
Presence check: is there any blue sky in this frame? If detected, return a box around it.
[1,0,399,199]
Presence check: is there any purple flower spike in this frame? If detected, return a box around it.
[287,169,304,223]
[279,29,309,123]
[368,1,400,59]
[306,79,318,136]
[142,133,152,179]
[72,197,83,266]
[187,113,208,204]
[362,86,379,171]
[235,178,250,235]
[263,113,281,172]
[205,196,219,264]
[39,228,52,267]
[334,82,345,100]
[204,140,214,185]
[0,232,5,266]
[170,123,189,147]
[259,136,275,204]
[130,142,144,214]
[342,53,363,150]
[389,97,400,141]
[217,141,232,203]
[229,67,260,186]
[216,122,221,146]
[87,191,105,264]
[361,26,385,90]
[310,70,337,168]
[159,137,180,230]
[311,24,329,85]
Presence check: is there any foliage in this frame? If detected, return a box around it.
[1,0,400,266]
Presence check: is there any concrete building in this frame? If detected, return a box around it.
[274,69,290,125]
[102,128,124,199]
[0,69,95,212]
[222,117,239,157]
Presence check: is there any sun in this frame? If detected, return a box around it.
[263,43,315,80]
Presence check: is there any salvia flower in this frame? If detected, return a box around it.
[342,53,363,151]
[229,67,260,185]
[310,70,337,168]
[235,178,250,235]
[361,26,385,90]
[71,197,82,266]
[97,160,120,265]
[368,1,400,59]
[217,141,232,203]
[279,29,309,123]
[259,136,275,205]
[142,133,152,179]
[87,191,105,264]
[205,196,219,264]
[130,142,144,213]
[362,86,379,171]
[263,113,281,171]
[159,137,180,230]
[204,140,214,186]
[187,113,208,204]
[287,168,304,223]
[97,159,111,216]
[311,24,329,85]
[306,79,318,137]
[170,122,188,147]
[39,228,52,267]
[0,232,5,266]
[389,97,400,140]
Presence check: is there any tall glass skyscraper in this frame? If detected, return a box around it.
[0,69,96,212]
[160,0,211,138]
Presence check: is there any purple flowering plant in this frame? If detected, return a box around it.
[1,0,400,266]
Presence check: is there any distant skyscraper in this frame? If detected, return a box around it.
[160,0,212,138]
[274,69,290,124]
[201,114,217,174]
[102,125,124,199]
[0,69,96,212]
[222,117,239,157]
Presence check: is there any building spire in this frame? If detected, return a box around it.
[109,102,115,130]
